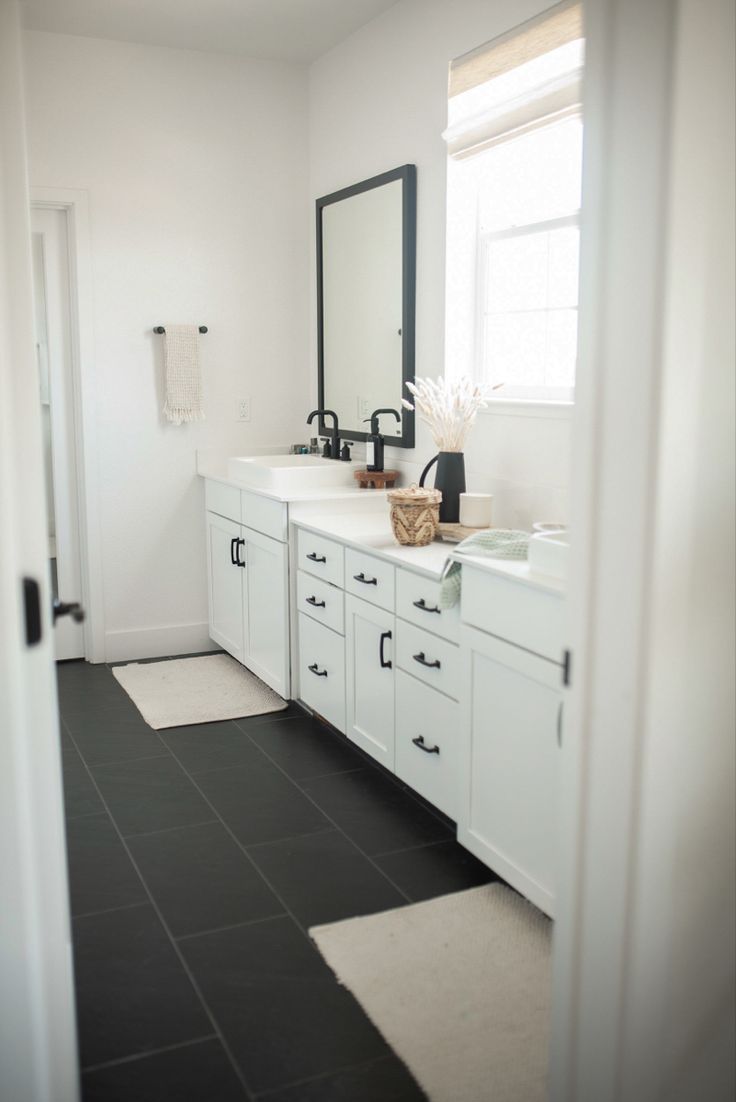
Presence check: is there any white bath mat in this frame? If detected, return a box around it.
[311,883,552,1102]
[112,654,288,729]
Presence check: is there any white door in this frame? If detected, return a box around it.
[31,207,84,660]
[0,2,78,1097]
[242,525,289,698]
[206,511,244,663]
[459,624,561,917]
[345,594,395,768]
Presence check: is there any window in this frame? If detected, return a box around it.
[444,2,584,403]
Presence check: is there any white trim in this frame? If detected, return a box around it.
[104,621,216,664]
[30,188,105,663]
[479,398,574,418]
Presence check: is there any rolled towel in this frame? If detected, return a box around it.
[162,324,204,424]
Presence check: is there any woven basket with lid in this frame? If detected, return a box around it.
[387,484,442,547]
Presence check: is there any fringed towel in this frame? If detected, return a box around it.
[162,324,204,424]
[440,529,530,608]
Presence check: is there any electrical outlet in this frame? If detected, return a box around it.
[237,396,251,422]
[358,396,370,419]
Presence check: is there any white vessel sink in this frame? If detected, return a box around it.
[528,529,569,580]
[227,454,355,492]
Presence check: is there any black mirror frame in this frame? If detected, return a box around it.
[316,163,416,450]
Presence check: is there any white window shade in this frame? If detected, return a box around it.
[444,0,583,159]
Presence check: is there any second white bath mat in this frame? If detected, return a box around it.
[112,654,288,729]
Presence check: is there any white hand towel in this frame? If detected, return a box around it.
[162,324,204,425]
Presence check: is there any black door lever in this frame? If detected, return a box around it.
[53,598,85,624]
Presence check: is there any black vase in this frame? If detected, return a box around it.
[419,451,466,523]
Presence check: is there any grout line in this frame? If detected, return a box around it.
[290,765,367,784]
[81,1033,219,1075]
[60,716,256,1102]
[370,837,457,860]
[174,912,289,943]
[242,826,336,852]
[122,818,221,841]
[72,900,150,923]
[252,1053,407,1100]
[84,751,171,772]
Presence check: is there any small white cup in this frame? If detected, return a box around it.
[459,492,493,528]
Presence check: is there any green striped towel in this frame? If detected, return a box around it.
[439,529,530,609]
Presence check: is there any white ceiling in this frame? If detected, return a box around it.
[19,0,401,64]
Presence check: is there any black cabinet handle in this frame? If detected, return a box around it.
[353,572,378,586]
[413,651,441,669]
[230,537,238,565]
[307,552,326,563]
[379,630,392,668]
[308,663,328,677]
[412,735,440,755]
[412,598,441,614]
[306,596,326,608]
[235,538,246,567]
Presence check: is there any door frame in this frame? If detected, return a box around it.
[31,188,104,662]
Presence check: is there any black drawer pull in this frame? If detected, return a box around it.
[413,651,441,669]
[353,572,378,585]
[306,596,326,608]
[307,552,326,563]
[379,630,392,668]
[413,598,441,614]
[412,735,440,755]
[308,663,328,677]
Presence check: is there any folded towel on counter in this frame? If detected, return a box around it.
[162,324,204,424]
[440,529,530,608]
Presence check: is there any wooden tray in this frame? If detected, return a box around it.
[353,469,399,489]
[436,522,493,543]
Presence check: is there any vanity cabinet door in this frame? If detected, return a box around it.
[345,594,395,770]
[206,511,244,664]
[459,624,562,917]
[242,526,289,699]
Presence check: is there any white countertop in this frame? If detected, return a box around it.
[292,511,566,593]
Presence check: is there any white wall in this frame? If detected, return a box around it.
[22,30,310,659]
[308,0,573,529]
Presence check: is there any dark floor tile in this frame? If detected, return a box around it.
[244,715,365,782]
[91,756,214,837]
[82,1038,247,1101]
[73,904,210,1068]
[63,749,105,819]
[194,761,330,847]
[248,829,405,927]
[374,839,496,902]
[259,1055,426,1101]
[63,709,168,767]
[301,769,452,857]
[128,821,283,938]
[180,916,388,1094]
[66,813,147,917]
[161,721,265,775]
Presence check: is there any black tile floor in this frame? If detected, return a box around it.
[57,657,495,1101]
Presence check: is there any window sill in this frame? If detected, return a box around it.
[479,397,575,419]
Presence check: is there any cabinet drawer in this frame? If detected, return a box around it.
[297,571,344,635]
[297,529,344,588]
[461,564,565,664]
[395,671,459,820]
[298,614,345,733]
[395,620,460,700]
[241,490,287,542]
[396,569,460,643]
[205,479,240,522]
[345,548,395,612]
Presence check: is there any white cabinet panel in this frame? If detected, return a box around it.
[395,671,460,820]
[242,525,288,698]
[297,570,344,635]
[241,490,287,542]
[297,529,344,588]
[206,511,244,663]
[205,480,240,523]
[298,613,346,732]
[395,620,460,700]
[345,548,395,612]
[461,564,564,663]
[459,624,562,916]
[345,594,395,769]
[395,569,460,643]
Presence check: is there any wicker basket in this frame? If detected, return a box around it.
[387,485,442,547]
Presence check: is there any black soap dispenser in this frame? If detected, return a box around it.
[364,408,401,472]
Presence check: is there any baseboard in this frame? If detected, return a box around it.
[104,621,216,663]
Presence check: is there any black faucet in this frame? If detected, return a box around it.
[307,409,340,459]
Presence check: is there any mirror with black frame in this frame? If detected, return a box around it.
[316,164,416,450]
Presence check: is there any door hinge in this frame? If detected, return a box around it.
[562,649,572,687]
